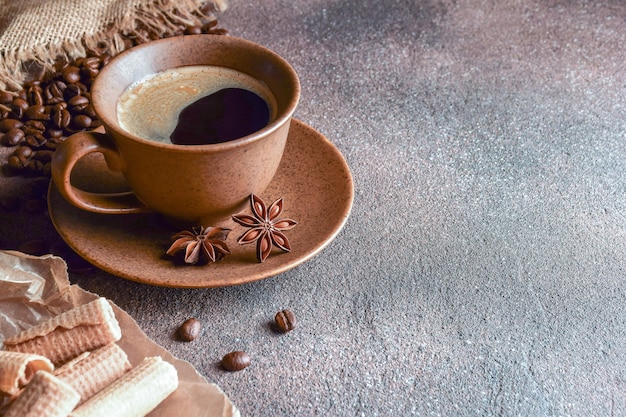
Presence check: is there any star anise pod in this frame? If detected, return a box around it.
[166,226,231,265]
[232,194,298,263]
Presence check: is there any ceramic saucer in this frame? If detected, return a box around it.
[48,119,353,288]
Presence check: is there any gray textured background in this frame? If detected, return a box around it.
[1,0,625,415]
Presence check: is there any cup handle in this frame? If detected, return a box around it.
[51,130,150,214]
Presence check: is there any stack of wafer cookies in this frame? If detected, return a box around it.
[0,297,179,417]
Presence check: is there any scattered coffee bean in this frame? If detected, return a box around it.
[177,318,201,342]
[221,351,251,372]
[274,309,296,333]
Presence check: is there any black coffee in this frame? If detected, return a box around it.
[116,66,276,145]
[170,87,269,145]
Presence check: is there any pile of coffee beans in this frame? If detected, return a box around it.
[0,11,227,180]
[1,58,106,177]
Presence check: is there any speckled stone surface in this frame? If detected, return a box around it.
[1,0,625,416]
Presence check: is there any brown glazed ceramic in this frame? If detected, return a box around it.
[51,35,300,226]
[48,119,354,288]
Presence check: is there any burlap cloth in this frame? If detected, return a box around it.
[0,0,227,91]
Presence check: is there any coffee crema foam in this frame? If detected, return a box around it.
[117,66,277,143]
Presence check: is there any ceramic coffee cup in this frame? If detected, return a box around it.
[51,35,300,226]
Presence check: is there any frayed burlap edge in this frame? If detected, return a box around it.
[0,0,227,91]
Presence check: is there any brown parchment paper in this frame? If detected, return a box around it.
[0,250,239,417]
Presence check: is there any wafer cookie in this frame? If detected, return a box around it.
[3,370,80,417]
[3,297,122,365]
[70,356,178,417]
[55,343,132,404]
[0,350,54,396]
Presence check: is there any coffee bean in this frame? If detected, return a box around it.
[201,20,218,32]
[25,134,47,149]
[10,98,29,119]
[27,85,44,106]
[67,94,89,107]
[8,146,33,169]
[274,309,296,333]
[7,155,25,170]
[51,106,71,129]
[23,80,42,88]
[0,118,23,132]
[14,145,33,159]
[83,104,97,118]
[24,104,50,121]
[80,57,101,78]
[23,120,46,136]
[184,25,203,35]
[177,318,201,341]
[64,83,83,99]
[61,65,81,84]
[0,90,13,104]
[71,114,92,129]
[1,128,25,146]
[100,54,112,67]
[46,126,64,139]
[221,351,251,372]
[208,28,229,36]
[43,136,62,150]
[44,81,67,104]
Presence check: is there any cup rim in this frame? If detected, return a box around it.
[91,34,300,151]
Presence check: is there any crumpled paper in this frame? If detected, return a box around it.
[0,250,239,417]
